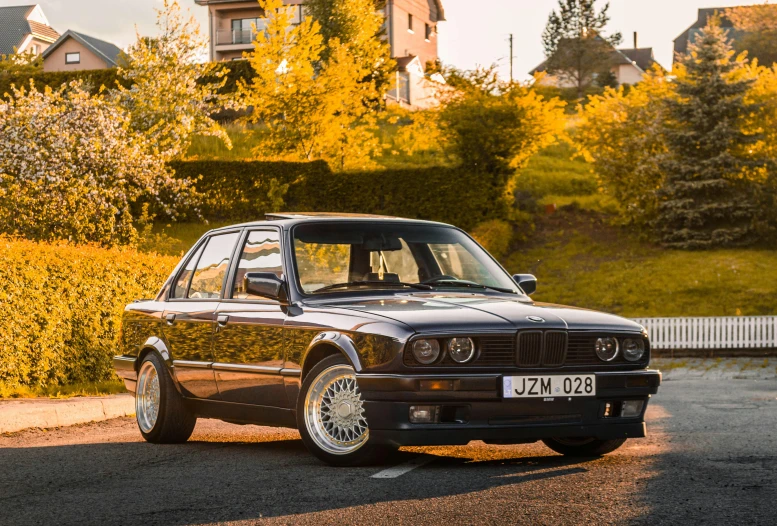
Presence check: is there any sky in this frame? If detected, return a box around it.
[1,0,768,79]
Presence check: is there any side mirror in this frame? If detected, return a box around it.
[513,274,537,295]
[244,272,288,304]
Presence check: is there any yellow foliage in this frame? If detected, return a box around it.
[471,219,513,260]
[0,237,177,388]
[238,0,380,171]
[574,67,674,223]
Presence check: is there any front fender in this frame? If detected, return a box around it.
[301,331,365,373]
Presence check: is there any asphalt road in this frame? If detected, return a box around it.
[1,364,776,525]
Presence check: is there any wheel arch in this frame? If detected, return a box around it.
[136,337,183,394]
[301,332,363,381]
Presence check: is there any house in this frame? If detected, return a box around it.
[530,34,662,88]
[0,4,59,58]
[387,54,447,109]
[193,0,444,67]
[673,7,739,64]
[41,30,122,72]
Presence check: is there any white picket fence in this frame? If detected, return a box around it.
[632,316,777,350]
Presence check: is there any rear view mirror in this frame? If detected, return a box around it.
[244,272,288,304]
[362,234,402,251]
[513,274,537,295]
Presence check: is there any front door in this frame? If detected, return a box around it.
[213,229,289,407]
[163,231,241,399]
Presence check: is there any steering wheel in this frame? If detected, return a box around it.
[422,275,458,284]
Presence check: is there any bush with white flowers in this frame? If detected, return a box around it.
[0,82,195,246]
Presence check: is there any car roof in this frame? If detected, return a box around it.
[205,212,454,235]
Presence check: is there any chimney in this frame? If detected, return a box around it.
[633,31,638,50]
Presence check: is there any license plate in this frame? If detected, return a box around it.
[503,375,596,398]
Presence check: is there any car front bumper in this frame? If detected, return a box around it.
[357,370,661,447]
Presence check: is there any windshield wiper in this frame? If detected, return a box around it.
[314,280,433,293]
[427,279,516,294]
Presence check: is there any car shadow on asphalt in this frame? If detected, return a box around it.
[0,435,597,525]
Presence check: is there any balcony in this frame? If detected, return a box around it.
[216,28,263,46]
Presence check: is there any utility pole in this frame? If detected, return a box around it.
[509,33,514,82]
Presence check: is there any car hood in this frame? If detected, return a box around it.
[311,293,643,334]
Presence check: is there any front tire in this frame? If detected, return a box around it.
[136,353,196,444]
[297,354,395,466]
[542,437,627,457]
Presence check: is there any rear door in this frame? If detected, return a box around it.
[212,228,289,407]
[163,230,241,399]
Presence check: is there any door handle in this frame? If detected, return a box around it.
[216,315,229,327]
[165,313,176,326]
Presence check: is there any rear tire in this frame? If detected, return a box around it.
[136,353,196,444]
[297,354,396,466]
[542,437,626,457]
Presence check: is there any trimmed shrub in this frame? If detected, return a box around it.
[0,68,127,96]
[0,237,177,389]
[0,60,252,98]
[170,160,509,231]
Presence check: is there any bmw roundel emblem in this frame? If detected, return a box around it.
[527,315,545,323]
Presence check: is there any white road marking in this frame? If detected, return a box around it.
[371,455,437,479]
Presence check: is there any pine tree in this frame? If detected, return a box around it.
[655,17,765,249]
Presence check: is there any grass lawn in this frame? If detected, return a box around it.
[504,147,777,318]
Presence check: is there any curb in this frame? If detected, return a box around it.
[0,394,135,434]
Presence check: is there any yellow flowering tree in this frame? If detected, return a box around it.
[0,82,195,246]
[238,0,380,171]
[115,0,231,162]
[438,67,566,181]
[575,67,674,224]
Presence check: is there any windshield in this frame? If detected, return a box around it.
[292,222,520,295]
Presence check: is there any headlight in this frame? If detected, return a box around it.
[595,337,619,362]
[411,339,440,364]
[448,337,475,363]
[622,339,645,362]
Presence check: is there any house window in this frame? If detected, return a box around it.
[30,44,40,56]
[65,52,80,64]
[425,23,432,41]
[408,13,413,33]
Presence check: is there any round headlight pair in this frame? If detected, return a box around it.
[595,337,645,362]
[411,337,475,364]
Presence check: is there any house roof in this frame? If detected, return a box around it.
[618,48,663,72]
[42,30,123,67]
[529,35,662,76]
[673,7,739,59]
[433,0,445,22]
[0,4,57,55]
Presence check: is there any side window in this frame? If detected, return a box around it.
[187,232,240,299]
[232,230,283,299]
[172,243,205,299]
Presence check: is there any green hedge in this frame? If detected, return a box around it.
[0,237,178,388]
[0,68,127,96]
[0,61,253,97]
[169,160,509,231]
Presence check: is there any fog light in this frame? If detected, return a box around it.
[603,402,613,417]
[621,400,644,418]
[409,405,440,423]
